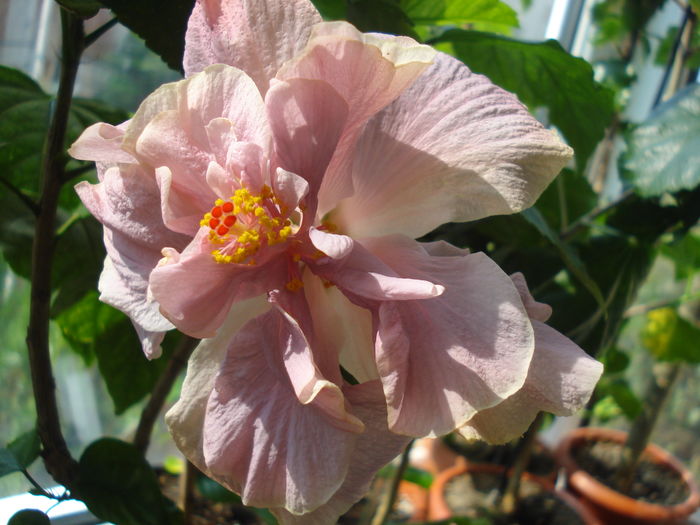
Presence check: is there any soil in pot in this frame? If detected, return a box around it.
[437,466,596,525]
[573,440,690,506]
[444,433,557,479]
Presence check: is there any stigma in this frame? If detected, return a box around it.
[200,185,293,264]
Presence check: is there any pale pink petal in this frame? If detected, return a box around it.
[311,241,444,301]
[333,52,573,239]
[68,122,134,163]
[148,231,287,338]
[124,64,271,160]
[184,0,322,93]
[205,161,235,200]
[226,142,267,193]
[266,78,348,201]
[303,271,378,383]
[154,166,209,237]
[203,308,362,513]
[459,321,603,444]
[361,235,534,437]
[273,381,411,525]
[165,296,272,477]
[277,21,435,214]
[75,165,189,357]
[510,272,552,322]
[273,168,310,211]
[309,227,353,260]
[205,117,237,167]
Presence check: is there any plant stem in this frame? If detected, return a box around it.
[370,440,414,525]
[499,412,544,515]
[26,8,84,488]
[179,460,197,525]
[133,335,199,454]
[84,17,119,48]
[617,362,682,492]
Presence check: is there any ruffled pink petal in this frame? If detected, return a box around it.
[361,235,534,437]
[311,241,444,301]
[165,296,272,479]
[273,381,411,525]
[148,231,287,338]
[509,272,552,322]
[277,21,436,214]
[75,165,190,357]
[68,122,134,163]
[273,168,310,211]
[184,0,322,93]
[459,320,603,444]
[303,271,378,383]
[309,227,353,260]
[203,308,363,513]
[333,52,573,239]
[266,78,349,202]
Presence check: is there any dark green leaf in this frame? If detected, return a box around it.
[431,30,615,171]
[0,448,22,478]
[605,378,642,420]
[55,0,102,17]
[311,0,347,20]
[8,510,50,525]
[56,292,175,412]
[96,0,196,72]
[51,215,105,316]
[7,429,41,470]
[535,168,597,233]
[72,97,130,126]
[624,84,700,197]
[197,476,241,504]
[521,207,606,312]
[346,0,417,38]
[0,185,35,278]
[75,438,172,525]
[401,0,518,28]
[601,346,630,374]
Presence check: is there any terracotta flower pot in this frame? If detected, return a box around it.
[428,458,601,524]
[555,427,700,525]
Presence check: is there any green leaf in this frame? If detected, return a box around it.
[55,0,102,18]
[96,0,196,72]
[601,346,630,374]
[642,307,700,363]
[534,168,597,232]
[401,0,518,28]
[311,0,347,19]
[603,378,643,420]
[8,429,41,470]
[624,84,700,197]
[75,438,173,525]
[197,475,241,504]
[431,30,615,171]
[521,207,606,312]
[56,292,175,412]
[0,448,22,478]
[0,184,35,278]
[51,215,105,316]
[8,510,50,525]
[660,232,700,280]
[346,0,417,38]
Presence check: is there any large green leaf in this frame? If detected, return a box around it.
[659,232,700,280]
[8,510,50,525]
[400,0,518,28]
[56,292,175,413]
[0,429,40,478]
[624,84,700,197]
[76,439,176,525]
[642,307,700,363]
[430,30,615,171]
[311,0,347,19]
[346,0,417,38]
[0,186,35,279]
[96,0,195,72]
[55,0,102,18]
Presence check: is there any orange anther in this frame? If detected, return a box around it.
[209,218,220,229]
[217,225,229,236]
[212,206,223,218]
[224,215,236,227]
[222,201,234,213]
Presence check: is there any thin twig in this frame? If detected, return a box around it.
[370,440,414,525]
[84,17,119,48]
[26,9,84,488]
[133,335,199,454]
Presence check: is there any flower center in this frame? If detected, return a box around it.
[200,185,292,265]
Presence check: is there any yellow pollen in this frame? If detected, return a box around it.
[201,185,293,264]
[285,278,304,292]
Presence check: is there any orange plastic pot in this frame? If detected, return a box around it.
[428,459,601,524]
[555,427,700,525]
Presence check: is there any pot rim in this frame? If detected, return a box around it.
[555,427,700,520]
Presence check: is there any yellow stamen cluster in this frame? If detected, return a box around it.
[285,278,304,292]
[200,185,293,265]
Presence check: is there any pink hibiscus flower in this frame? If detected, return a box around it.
[69,0,602,522]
